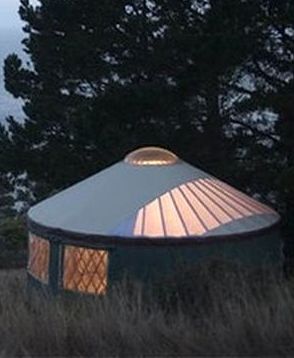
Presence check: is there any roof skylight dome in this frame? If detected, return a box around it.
[124,147,179,166]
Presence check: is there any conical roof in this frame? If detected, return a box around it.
[28,147,280,241]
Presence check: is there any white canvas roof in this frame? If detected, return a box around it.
[28,147,280,239]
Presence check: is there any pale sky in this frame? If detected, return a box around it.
[0,0,38,29]
[0,0,37,122]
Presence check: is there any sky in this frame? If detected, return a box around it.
[0,0,31,122]
[0,0,38,29]
[0,0,38,123]
[0,0,23,29]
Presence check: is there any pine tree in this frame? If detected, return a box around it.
[0,0,277,204]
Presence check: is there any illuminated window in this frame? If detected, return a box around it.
[27,233,49,283]
[125,147,178,166]
[63,246,108,295]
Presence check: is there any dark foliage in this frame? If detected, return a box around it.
[0,216,27,268]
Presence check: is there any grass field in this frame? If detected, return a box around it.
[1,262,294,357]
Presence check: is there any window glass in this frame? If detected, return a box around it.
[63,246,108,295]
[28,233,50,283]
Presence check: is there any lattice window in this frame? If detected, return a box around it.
[63,246,108,295]
[27,233,50,283]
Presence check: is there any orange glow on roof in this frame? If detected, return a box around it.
[132,178,274,237]
[125,147,178,166]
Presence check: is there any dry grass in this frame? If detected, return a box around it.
[1,262,294,357]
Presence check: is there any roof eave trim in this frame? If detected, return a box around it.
[27,215,281,248]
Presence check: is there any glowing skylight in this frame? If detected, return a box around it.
[124,147,178,166]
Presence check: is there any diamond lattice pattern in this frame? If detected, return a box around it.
[27,233,49,283]
[63,246,108,295]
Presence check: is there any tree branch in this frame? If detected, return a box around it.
[253,59,287,88]
[229,118,279,143]
[229,83,256,96]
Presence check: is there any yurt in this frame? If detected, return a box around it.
[27,147,281,296]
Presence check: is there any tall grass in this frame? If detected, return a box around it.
[1,261,294,357]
